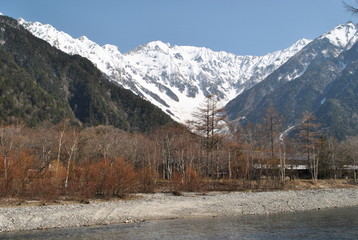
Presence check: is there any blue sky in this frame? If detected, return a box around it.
[1,0,356,56]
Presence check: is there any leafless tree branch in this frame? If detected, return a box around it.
[343,1,358,14]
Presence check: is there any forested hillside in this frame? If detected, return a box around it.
[0,15,172,131]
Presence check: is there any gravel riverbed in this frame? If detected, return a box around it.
[1,188,358,232]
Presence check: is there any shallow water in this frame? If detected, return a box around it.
[2,206,358,239]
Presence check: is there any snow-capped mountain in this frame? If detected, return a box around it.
[226,22,358,139]
[273,22,358,83]
[19,18,310,123]
[319,22,358,50]
[119,39,310,120]
[18,19,123,76]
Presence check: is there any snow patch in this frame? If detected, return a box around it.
[279,126,295,141]
[320,97,326,105]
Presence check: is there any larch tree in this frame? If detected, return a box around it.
[236,122,259,181]
[260,104,284,180]
[189,95,227,178]
[156,126,176,180]
[298,111,321,181]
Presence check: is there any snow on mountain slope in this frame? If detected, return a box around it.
[18,19,123,76]
[117,39,310,121]
[319,22,358,49]
[225,22,358,129]
[19,18,309,123]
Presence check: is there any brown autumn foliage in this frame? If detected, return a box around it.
[75,158,137,198]
[0,151,36,197]
[183,166,203,191]
[0,106,358,201]
[170,166,203,192]
[137,166,157,193]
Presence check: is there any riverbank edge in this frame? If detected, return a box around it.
[1,187,358,232]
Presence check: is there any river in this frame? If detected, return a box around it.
[1,206,358,239]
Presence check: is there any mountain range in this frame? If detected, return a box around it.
[19,18,310,123]
[2,14,358,139]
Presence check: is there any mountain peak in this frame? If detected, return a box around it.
[78,35,89,42]
[319,22,358,49]
[147,40,170,47]
[275,38,312,57]
[144,41,171,53]
[294,38,312,47]
[103,44,121,54]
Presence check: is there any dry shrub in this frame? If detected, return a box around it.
[75,159,99,198]
[110,158,137,197]
[62,165,82,197]
[50,161,67,191]
[0,151,36,197]
[171,166,203,192]
[170,169,184,191]
[78,158,137,198]
[253,178,282,191]
[184,167,203,191]
[223,179,242,191]
[29,176,60,201]
[77,159,108,198]
[137,166,157,193]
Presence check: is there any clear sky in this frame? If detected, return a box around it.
[1,0,356,56]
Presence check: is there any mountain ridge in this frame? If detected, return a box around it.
[13,15,358,139]
[226,22,358,139]
[19,18,310,122]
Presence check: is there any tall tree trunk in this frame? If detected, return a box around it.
[65,133,78,189]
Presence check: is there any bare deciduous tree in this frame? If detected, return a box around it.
[298,111,321,181]
[64,129,79,189]
[0,123,24,195]
[260,104,284,180]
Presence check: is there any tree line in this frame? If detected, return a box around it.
[1,97,358,200]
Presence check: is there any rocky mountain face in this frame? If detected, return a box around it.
[226,22,358,139]
[0,15,173,131]
[19,18,309,123]
[315,41,358,139]
[14,15,358,139]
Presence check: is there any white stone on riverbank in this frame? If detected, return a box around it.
[1,188,358,232]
